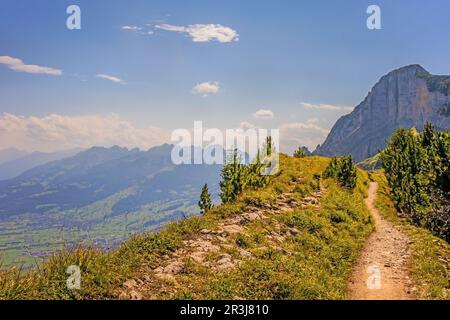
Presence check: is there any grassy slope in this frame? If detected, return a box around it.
[357,153,381,171]
[372,173,450,300]
[148,157,373,300]
[1,155,374,300]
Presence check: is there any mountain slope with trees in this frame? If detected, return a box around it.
[381,123,449,242]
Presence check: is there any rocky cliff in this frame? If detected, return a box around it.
[314,65,450,162]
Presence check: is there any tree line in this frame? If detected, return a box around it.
[381,123,450,242]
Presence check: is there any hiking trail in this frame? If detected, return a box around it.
[348,182,416,300]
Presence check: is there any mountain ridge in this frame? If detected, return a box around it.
[314,64,450,161]
[0,148,28,165]
[0,148,82,181]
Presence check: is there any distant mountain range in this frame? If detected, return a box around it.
[0,148,28,165]
[0,144,221,267]
[0,144,222,217]
[315,65,450,162]
[0,148,82,181]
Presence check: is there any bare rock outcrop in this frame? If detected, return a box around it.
[315,65,450,162]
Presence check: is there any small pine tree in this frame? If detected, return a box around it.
[247,150,269,188]
[421,122,437,149]
[198,184,212,214]
[323,156,357,189]
[421,123,450,194]
[262,136,275,157]
[220,149,248,203]
[323,157,340,178]
[337,155,357,189]
[219,148,270,204]
[434,131,450,193]
[293,147,306,158]
[381,128,430,222]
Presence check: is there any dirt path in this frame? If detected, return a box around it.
[348,182,415,300]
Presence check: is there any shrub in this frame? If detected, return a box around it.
[220,147,270,204]
[293,147,306,158]
[198,184,213,214]
[381,123,450,242]
[381,128,430,222]
[323,156,357,190]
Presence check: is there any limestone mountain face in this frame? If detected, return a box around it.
[314,65,450,162]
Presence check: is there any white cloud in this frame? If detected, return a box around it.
[306,117,319,124]
[121,25,154,36]
[280,122,330,154]
[0,55,62,76]
[121,25,142,31]
[0,113,170,152]
[301,102,353,111]
[193,81,220,96]
[253,109,274,120]
[239,121,255,130]
[156,24,239,43]
[232,120,329,155]
[96,74,124,83]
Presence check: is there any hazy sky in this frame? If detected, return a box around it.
[1,0,450,153]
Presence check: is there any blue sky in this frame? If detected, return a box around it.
[1,0,450,152]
